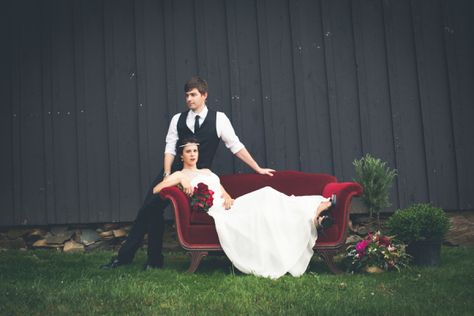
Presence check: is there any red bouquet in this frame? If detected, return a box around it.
[189,182,214,212]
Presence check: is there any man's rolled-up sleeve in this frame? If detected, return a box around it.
[217,112,245,154]
[164,114,180,156]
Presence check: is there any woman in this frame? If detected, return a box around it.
[153,138,335,279]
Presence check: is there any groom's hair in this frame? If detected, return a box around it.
[184,76,208,95]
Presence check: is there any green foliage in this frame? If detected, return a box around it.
[353,154,397,219]
[386,203,450,243]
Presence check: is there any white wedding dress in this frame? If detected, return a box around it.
[189,170,327,279]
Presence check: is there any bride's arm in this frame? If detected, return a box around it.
[220,184,234,210]
[153,171,193,196]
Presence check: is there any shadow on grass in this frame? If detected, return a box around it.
[163,250,341,276]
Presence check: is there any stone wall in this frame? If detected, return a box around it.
[1,211,473,252]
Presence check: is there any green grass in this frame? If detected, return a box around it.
[1,247,473,315]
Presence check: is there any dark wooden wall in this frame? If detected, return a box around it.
[1,0,473,226]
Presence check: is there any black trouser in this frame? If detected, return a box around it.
[117,173,168,265]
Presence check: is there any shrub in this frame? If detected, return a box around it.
[386,203,450,243]
[353,154,397,223]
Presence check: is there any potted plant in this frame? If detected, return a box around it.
[353,154,397,227]
[386,203,450,266]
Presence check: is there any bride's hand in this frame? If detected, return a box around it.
[222,192,234,210]
[180,179,193,196]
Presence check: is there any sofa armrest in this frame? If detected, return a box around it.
[159,186,192,240]
[319,182,363,246]
[322,182,363,199]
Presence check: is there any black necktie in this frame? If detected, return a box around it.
[194,115,200,133]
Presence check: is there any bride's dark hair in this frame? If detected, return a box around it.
[177,137,199,156]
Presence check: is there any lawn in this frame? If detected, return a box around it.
[1,247,473,315]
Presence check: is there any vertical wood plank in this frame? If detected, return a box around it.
[170,0,198,109]
[105,0,141,221]
[320,0,342,177]
[256,0,301,170]
[255,0,277,170]
[224,0,242,173]
[41,0,57,224]
[352,0,399,209]
[288,0,309,171]
[50,0,80,223]
[382,0,429,208]
[19,0,48,225]
[225,0,267,173]
[288,0,334,173]
[0,1,14,225]
[79,0,112,223]
[10,0,22,225]
[321,0,363,180]
[73,0,90,223]
[411,0,458,208]
[163,0,179,117]
[141,0,169,181]
[103,0,121,221]
[442,0,474,209]
[134,0,151,194]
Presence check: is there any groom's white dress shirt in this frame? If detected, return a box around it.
[164,106,245,156]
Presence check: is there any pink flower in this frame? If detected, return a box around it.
[356,240,370,254]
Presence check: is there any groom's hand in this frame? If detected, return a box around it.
[256,167,276,176]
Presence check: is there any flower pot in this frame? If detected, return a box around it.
[406,239,442,266]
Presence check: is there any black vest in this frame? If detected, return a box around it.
[173,109,220,170]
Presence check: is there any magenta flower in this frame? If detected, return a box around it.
[356,240,370,254]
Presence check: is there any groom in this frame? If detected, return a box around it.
[102,76,275,269]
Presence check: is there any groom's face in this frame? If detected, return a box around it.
[185,88,207,112]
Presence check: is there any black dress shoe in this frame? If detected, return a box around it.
[143,261,163,271]
[100,257,127,269]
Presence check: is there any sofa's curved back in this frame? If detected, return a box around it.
[220,170,337,198]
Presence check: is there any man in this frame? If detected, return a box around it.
[102,76,275,269]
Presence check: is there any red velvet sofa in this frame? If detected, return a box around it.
[159,170,363,274]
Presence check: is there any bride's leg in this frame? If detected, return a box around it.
[313,199,332,227]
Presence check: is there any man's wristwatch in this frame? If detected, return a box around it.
[163,172,170,177]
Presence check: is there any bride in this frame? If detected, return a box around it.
[153,138,336,279]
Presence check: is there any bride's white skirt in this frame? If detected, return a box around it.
[209,186,325,279]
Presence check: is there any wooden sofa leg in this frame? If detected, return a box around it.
[319,251,343,274]
[187,251,208,273]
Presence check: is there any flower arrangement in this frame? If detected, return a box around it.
[346,231,410,273]
[189,182,214,212]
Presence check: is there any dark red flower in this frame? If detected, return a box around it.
[189,182,214,212]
